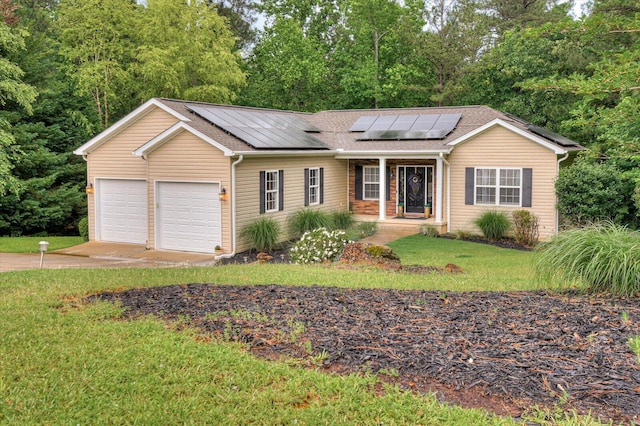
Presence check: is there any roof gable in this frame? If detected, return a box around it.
[446,119,568,155]
[133,122,234,157]
[73,98,191,156]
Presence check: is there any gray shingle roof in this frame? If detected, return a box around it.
[156,99,584,154]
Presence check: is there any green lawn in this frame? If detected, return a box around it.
[0,236,85,253]
[0,236,605,425]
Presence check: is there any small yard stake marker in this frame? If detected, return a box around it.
[39,241,49,269]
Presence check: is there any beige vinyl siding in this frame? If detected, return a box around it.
[448,126,559,239]
[146,131,232,251]
[235,156,348,252]
[86,107,180,241]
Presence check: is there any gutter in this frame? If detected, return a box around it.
[555,153,570,235]
[215,155,244,260]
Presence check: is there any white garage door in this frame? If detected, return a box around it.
[98,179,148,244]
[156,182,221,253]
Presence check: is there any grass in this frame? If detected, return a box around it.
[0,236,84,253]
[535,222,640,296]
[0,235,607,425]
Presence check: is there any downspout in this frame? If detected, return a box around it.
[216,155,243,260]
[556,153,569,235]
[439,153,451,233]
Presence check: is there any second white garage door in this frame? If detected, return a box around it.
[156,182,221,253]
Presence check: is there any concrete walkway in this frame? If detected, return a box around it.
[359,227,420,245]
[0,242,216,272]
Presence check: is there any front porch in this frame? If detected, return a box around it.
[353,214,447,235]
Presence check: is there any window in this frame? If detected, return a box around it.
[475,168,521,206]
[260,170,283,213]
[305,167,323,206]
[363,166,380,199]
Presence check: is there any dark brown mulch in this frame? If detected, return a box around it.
[88,284,640,424]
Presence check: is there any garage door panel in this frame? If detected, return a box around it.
[157,182,221,253]
[98,179,148,244]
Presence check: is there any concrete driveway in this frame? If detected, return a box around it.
[0,242,217,272]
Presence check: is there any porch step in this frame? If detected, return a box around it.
[354,215,446,234]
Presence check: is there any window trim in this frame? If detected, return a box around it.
[363,165,380,200]
[474,167,522,207]
[263,170,280,213]
[308,167,320,205]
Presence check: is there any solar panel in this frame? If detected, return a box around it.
[353,113,462,140]
[349,116,378,132]
[527,124,578,147]
[389,115,418,131]
[188,105,328,150]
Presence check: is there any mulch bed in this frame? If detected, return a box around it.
[89,284,640,424]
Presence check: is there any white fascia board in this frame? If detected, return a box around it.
[446,119,566,155]
[133,122,234,157]
[73,98,191,156]
[232,150,339,157]
[334,149,450,159]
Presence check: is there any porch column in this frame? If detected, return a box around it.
[379,157,386,220]
[436,156,443,223]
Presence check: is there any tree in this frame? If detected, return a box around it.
[134,0,245,104]
[0,5,37,196]
[56,0,139,129]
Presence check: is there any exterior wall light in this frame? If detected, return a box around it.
[85,183,94,194]
[39,241,49,269]
[219,187,228,201]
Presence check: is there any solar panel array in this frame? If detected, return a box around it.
[188,105,328,150]
[349,113,462,140]
[527,124,579,147]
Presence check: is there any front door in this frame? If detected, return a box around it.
[398,166,433,214]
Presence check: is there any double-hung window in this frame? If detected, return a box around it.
[260,170,283,213]
[363,166,380,200]
[475,168,522,206]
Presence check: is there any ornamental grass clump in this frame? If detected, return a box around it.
[474,210,511,241]
[240,217,281,252]
[289,228,350,264]
[535,222,640,296]
[288,208,333,237]
[331,210,355,230]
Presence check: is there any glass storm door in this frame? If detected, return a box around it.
[398,166,433,214]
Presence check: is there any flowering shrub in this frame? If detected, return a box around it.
[289,228,350,264]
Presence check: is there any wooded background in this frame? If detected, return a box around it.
[1,0,638,236]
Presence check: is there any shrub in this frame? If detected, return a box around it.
[511,210,539,247]
[331,210,354,230]
[421,224,440,238]
[556,156,636,227]
[240,217,281,252]
[289,228,350,264]
[288,208,333,236]
[78,217,89,241]
[474,210,511,240]
[535,222,640,296]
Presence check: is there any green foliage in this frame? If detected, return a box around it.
[629,336,640,365]
[331,210,355,230]
[289,228,350,264]
[421,224,440,238]
[345,221,377,241]
[474,210,511,241]
[240,217,281,252]
[511,210,539,247]
[535,222,640,296]
[288,208,333,237]
[78,217,89,241]
[555,155,637,227]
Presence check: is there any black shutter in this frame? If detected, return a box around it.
[278,170,284,211]
[465,167,474,205]
[304,168,310,206]
[386,166,391,201]
[355,165,363,200]
[522,168,532,207]
[259,171,266,214]
[319,167,324,204]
